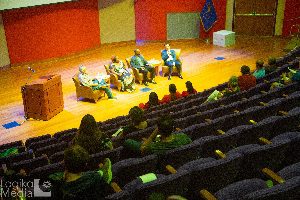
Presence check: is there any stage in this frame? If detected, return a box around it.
[0,36,289,145]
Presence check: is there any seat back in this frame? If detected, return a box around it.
[243,176,300,200]
[72,73,81,88]
[29,162,64,179]
[113,155,158,187]
[133,171,190,200]
[173,49,181,59]
[104,64,110,75]
[88,146,123,170]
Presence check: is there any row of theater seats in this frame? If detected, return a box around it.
[99,58,299,136]
[0,48,299,199]
[105,130,300,199]
[99,46,300,128]
[110,82,300,146]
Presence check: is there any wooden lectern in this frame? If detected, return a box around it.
[21,74,64,121]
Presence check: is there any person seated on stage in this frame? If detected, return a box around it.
[253,59,266,79]
[161,43,183,80]
[55,145,112,199]
[181,81,197,97]
[238,65,257,91]
[139,92,162,110]
[161,84,182,104]
[78,65,115,99]
[222,76,240,97]
[114,106,148,138]
[130,49,157,86]
[265,57,278,74]
[124,115,191,155]
[110,55,135,93]
[73,114,113,154]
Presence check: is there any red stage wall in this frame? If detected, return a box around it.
[282,0,300,36]
[134,0,227,41]
[2,0,100,64]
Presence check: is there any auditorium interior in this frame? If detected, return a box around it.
[0,0,299,199]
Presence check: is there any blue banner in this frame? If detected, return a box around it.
[200,0,218,32]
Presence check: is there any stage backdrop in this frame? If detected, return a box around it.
[99,0,135,44]
[0,14,10,68]
[134,0,227,40]
[2,0,100,64]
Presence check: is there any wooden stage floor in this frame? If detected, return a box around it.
[0,36,289,145]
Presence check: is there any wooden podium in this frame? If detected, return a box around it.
[21,74,64,121]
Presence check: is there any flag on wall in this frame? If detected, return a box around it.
[200,0,218,32]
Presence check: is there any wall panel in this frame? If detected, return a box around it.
[0,13,10,67]
[2,0,100,64]
[99,0,135,44]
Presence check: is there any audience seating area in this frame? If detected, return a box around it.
[0,47,299,199]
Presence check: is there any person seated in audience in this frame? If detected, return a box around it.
[130,49,157,86]
[222,76,240,97]
[139,92,162,110]
[161,43,183,80]
[73,114,113,154]
[161,84,182,104]
[55,145,112,199]
[110,55,135,93]
[117,106,148,137]
[78,65,115,99]
[265,57,277,74]
[205,90,223,103]
[181,81,197,97]
[253,59,266,79]
[124,115,192,155]
[270,72,292,90]
[238,65,257,91]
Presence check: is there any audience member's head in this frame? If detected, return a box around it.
[75,114,108,154]
[241,65,251,75]
[64,145,89,174]
[79,114,98,136]
[268,57,277,66]
[228,76,238,87]
[149,92,159,107]
[111,55,120,63]
[165,43,171,51]
[185,81,194,94]
[129,106,145,126]
[256,59,264,69]
[157,115,175,138]
[169,84,177,94]
[134,49,141,55]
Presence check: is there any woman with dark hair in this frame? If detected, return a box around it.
[118,106,148,137]
[181,81,197,97]
[55,145,112,199]
[253,59,266,79]
[109,55,135,92]
[139,92,161,110]
[73,114,113,154]
[238,65,256,91]
[161,84,182,104]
